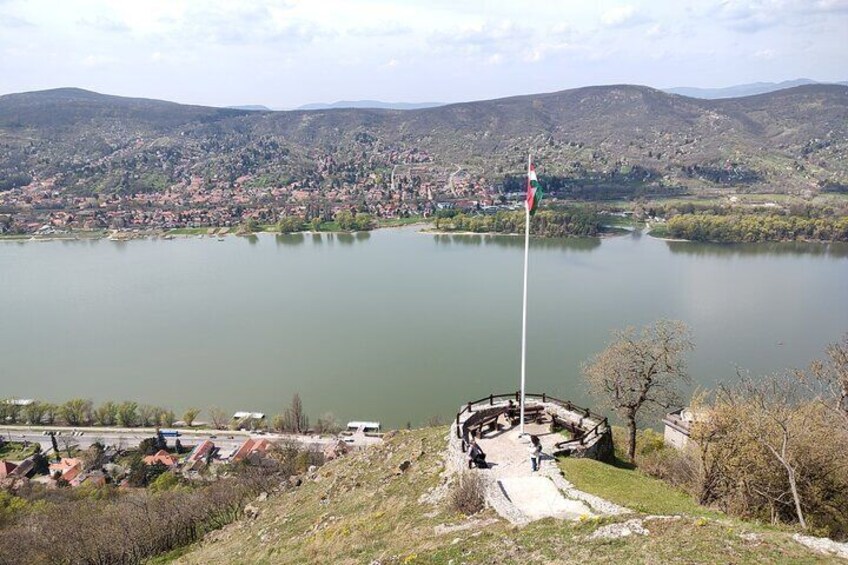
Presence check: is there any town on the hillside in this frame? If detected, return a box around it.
[0,169,521,235]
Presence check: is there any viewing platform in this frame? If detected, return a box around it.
[448,392,625,525]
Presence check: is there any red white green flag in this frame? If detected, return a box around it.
[526,161,543,215]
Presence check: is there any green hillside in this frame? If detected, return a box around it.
[172,427,836,564]
[1,85,846,198]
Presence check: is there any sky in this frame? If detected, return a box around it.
[1,0,846,108]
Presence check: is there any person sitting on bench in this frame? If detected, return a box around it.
[468,436,488,469]
[506,400,518,424]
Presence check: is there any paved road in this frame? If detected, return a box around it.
[1,425,379,459]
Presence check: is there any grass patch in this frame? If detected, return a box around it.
[599,215,640,228]
[377,216,430,228]
[0,441,37,461]
[165,227,213,236]
[558,456,716,517]
[647,224,670,238]
[144,545,194,564]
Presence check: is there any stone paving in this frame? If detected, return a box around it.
[450,419,628,525]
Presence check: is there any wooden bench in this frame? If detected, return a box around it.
[464,408,507,446]
[507,404,544,425]
[549,413,586,441]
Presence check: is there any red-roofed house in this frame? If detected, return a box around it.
[49,458,82,483]
[142,450,179,467]
[0,461,17,479]
[232,438,273,463]
[187,440,215,463]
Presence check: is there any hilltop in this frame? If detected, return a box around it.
[1,84,847,199]
[297,100,444,110]
[664,79,848,99]
[172,427,841,564]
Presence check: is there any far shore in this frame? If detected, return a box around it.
[3,222,843,246]
[0,221,431,243]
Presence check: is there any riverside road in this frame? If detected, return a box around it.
[0,425,376,458]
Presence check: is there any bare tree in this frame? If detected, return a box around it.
[314,412,341,435]
[158,409,176,427]
[715,372,809,529]
[276,394,309,433]
[138,405,159,427]
[583,320,693,462]
[795,333,848,427]
[208,406,228,430]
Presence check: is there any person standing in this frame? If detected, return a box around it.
[529,434,542,472]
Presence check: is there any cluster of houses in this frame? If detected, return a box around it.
[0,435,279,490]
[0,162,505,235]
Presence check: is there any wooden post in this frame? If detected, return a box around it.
[467,402,472,413]
[542,393,546,403]
[489,394,493,406]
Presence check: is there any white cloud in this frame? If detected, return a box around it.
[601,5,648,27]
[77,15,129,33]
[429,20,527,55]
[0,1,846,107]
[646,23,663,37]
[80,54,117,68]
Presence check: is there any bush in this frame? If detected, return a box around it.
[450,471,485,515]
[638,445,700,490]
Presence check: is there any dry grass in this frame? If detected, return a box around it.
[174,427,838,564]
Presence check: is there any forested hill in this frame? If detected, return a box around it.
[1,84,846,196]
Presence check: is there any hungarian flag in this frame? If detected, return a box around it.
[526,161,543,215]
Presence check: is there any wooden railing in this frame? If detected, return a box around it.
[454,391,608,440]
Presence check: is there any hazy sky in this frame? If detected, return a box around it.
[1,0,846,108]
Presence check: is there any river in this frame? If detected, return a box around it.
[1,227,846,428]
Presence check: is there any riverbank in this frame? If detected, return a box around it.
[0,219,432,243]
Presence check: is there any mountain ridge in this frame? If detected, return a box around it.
[664,78,848,99]
[1,83,846,198]
[297,100,444,111]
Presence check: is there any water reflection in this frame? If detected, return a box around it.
[312,233,323,244]
[666,240,848,259]
[276,233,305,246]
[433,233,601,252]
[337,233,354,245]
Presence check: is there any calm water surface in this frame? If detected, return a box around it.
[1,228,846,428]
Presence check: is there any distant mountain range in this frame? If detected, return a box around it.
[664,79,848,99]
[296,100,443,111]
[229,79,848,111]
[0,83,846,197]
[226,105,272,112]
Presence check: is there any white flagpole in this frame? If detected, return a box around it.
[519,153,531,436]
